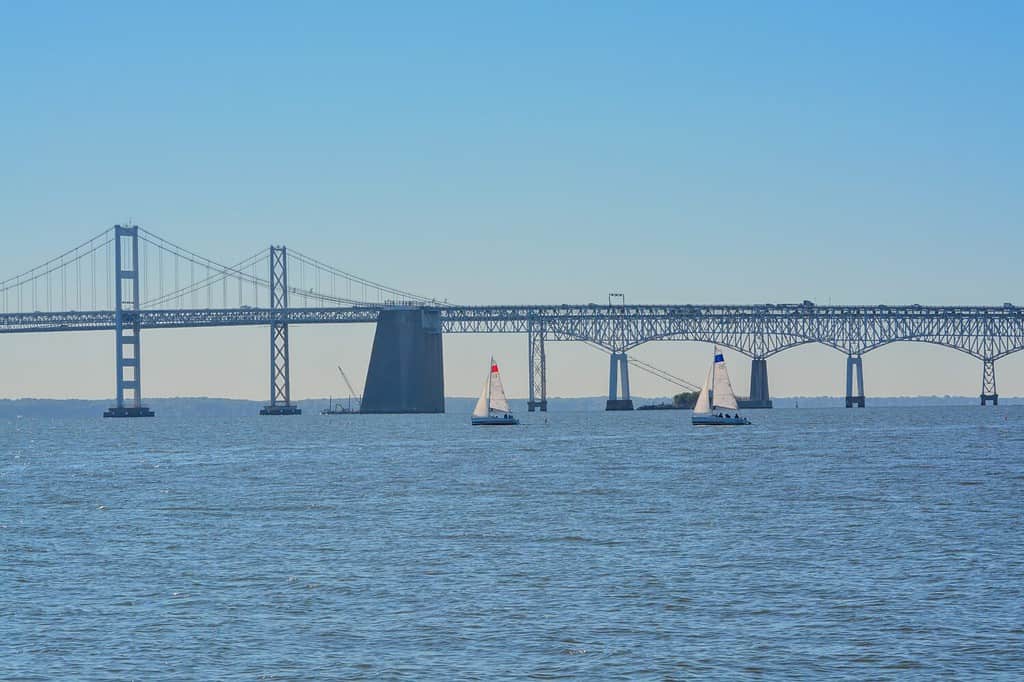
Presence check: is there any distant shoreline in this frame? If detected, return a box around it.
[0,395,1020,418]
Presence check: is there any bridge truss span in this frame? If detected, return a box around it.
[437,304,1024,359]
[438,304,1024,408]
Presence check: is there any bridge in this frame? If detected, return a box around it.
[2,225,1021,415]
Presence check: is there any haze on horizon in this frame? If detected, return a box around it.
[1,2,1022,401]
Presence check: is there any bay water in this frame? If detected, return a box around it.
[3,407,1023,678]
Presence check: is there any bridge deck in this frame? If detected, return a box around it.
[1,304,1022,359]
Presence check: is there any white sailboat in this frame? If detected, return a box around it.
[472,357,519,425]
[692,349,750,426]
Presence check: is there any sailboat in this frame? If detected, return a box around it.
[692,349,751,426]
[472,357,519,425]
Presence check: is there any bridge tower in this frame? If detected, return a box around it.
[260,246,301,415]
[606,352,633,410]
[845,354,865,408]
[103,225,154,418]
[747,357,772,408]
[527,322,547,412]
[981,358,998,405]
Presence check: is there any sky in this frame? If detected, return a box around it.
[1,1,1023,401]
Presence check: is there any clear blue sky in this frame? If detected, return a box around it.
[1,2,1022,400]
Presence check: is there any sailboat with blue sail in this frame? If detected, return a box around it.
[692,348,750,426]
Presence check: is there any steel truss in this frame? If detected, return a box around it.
[437,304,1024,359]
[4,303,1024,405]
[259,247,300,415]
[103,225,153,417]
[6,304,1024,359]
[527,320,547,412]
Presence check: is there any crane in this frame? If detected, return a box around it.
[321,365,362,414]
[337,365,361,411]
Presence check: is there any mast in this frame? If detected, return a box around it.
[486,356,493,413]
[487,357,512,414]
[711,348,739,411]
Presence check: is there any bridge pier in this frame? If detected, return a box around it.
[104,225,154,418]
[260,246,301,415]
[606,352,633,410]
[981,358,998,405]
[360,308,445,413]
[527,325,547,412]
[845,354,865,408]
[743,357,773,408]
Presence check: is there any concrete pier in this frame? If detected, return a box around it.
[845,354,865,408]
[606,352,634,410]
[361,308,445,413]
[103,406,155,418]
[743,357,773,409]
[259,404,301,415]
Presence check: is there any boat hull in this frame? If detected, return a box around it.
[471,416,520,426]
[692,413,750,426]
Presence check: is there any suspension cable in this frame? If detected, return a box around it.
[288,248,447,306]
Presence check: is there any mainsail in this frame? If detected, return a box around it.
[487,359,511,414]
[711,352,739,410]
[473,358,511,417]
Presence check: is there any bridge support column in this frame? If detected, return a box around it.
[981,358,998,405]
[104,225,154,418]
[745,357,773,409]
[527,325,547,412]
[845,354,865,408]
[606,352,633,410]
[360,308,444,413]
[260,246,301,415]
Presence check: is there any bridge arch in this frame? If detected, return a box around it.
[616,328,818,359]
[857,337,1024,361]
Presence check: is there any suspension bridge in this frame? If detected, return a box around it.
[1,225,1022,416]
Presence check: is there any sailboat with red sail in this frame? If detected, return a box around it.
[471,358,519,425]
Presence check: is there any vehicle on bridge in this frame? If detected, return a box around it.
[692,350,750,426]
[472,358,519,426]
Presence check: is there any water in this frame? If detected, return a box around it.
[3,407,1023,679]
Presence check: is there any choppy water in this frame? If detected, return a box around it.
[3,407,1023,679]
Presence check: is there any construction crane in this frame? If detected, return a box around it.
[321,365,362,414]
[337,366,361,410]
